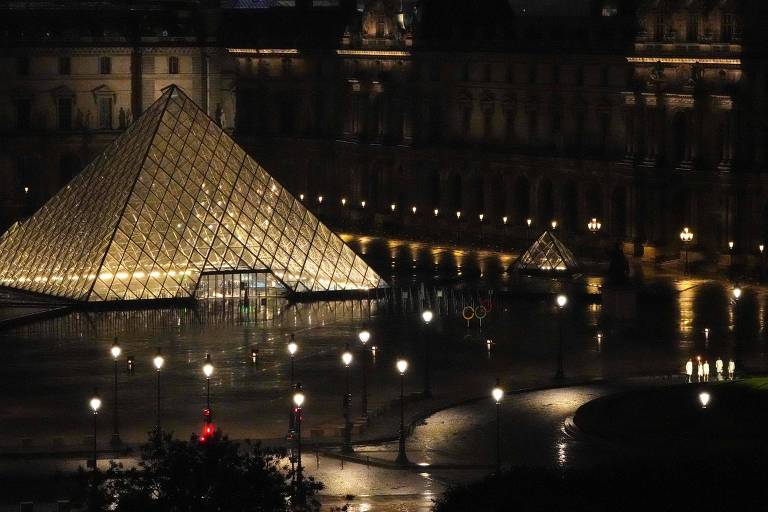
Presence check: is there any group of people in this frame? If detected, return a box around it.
[684,356,735,383]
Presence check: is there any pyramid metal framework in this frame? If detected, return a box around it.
[0,86,384,302]
[510,231,581,275]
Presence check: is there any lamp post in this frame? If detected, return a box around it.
[358,330,371,417]
[287,336,298,434]
[555,295,567,380]
[760,244,765,282]
[680,227,693,274]
[733,286,742,301]
[551,220,558,231]
[89,389,101,470]
[491,380,504,472]
[728,240,735,279]
[292,384,305,501]
[109,338,122,447]
[341,345,353,454]
[288,335,298,388]
[153,349,164,434]
[526,218,532,245]
[421,310,433,398]
[203,353,214,414]
[395,358,410,465]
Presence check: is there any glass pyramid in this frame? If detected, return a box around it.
[0,86,385,302]
[510,231,581,275]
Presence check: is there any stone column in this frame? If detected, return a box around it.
[641,93,659,167]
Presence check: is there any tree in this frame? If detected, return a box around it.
[75,430,323,511]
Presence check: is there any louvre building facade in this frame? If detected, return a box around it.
[1,0,767,262]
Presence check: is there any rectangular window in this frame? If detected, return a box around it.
[57,97,72,130]
[99,56,111,75]
[98,96,113,129]
[16,99,31,129]
[722,14,734,42]
[17,56,30,76]
[654,15,665,41]
[168,56,179,74]
[58,56,71,75]
[687,14,699,42]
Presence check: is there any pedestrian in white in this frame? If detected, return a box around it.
[685,359,693,383]
[697,357,703,382]
[728,359,736,380]
[715,358,724,381]
[703,360,710,382]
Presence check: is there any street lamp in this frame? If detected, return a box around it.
[434,208,439,217]
[288,335,298,388]
[153,349,164,434]
[203,353,214,414]
[317,195,323,204]
[491,379,504,472]
[526,218,533,245]
[391,203,396,213]
[699,391,710,408]
[502,216,508,226]
[551,220,558,230]
[341,345,353,454]
[421,310,433,398]
[733,286,742,300]
[728,240,734,279]
[89,389,101,470]
[680,227,693,274]
[109,338,122,447]
[395,358,410,465]
[299,193,305,202]
[358,330,371,417]
[479,213,484,222]
[287,335,298,435]
[587,218,601,234]
[361,200,366,208]
[760,244,765,282]
[411,206,417,215]
[555,295,567,380]
[292,383,305,501]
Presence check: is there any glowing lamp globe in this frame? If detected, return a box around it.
[342,349,353,367]
[90,396,102,413]
[153,351,164,371]
[492,386,504,404]
[556,295,568,308]
[396,359,408,375]
[733,287,742,300]
[699,391,711,408]
[288,341,298,356]
[422,310,433,324]
[203,354,214,378]
[110,340,122,359]
[293,391,305,408]
[358,330,371,344]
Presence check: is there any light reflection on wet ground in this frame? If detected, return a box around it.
[3,235,768,509]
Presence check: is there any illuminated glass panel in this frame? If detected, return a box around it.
[0,86,384,301]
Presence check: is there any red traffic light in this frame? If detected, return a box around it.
[199,423,215,443]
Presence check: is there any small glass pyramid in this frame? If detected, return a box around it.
[0,86,385,302]
[511,231,581,275]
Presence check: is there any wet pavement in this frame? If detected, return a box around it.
[2,234,768,509]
